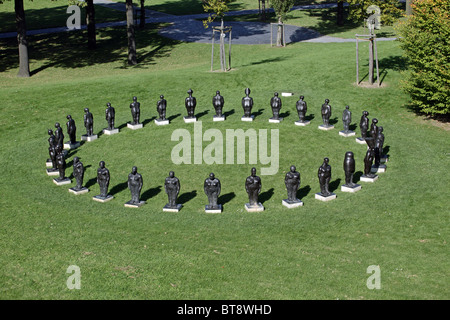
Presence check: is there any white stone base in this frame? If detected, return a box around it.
[183,117,197,123]
[93,195,114,202]
[155,119,170,126]
[315,193,337,201]
[64,142,80,150]
[295,120,310,126]
[213,116,225,122]
[360,175,378,182]
[371,164,387,173]
[205,204,223,213]
[282,199,304,208]
[245,203,264,212]
[339,130,356,137]
[69,187,89,195]
[281,92,294,97]
[46,168,59,176]
[318,125,334,131]
[241,116,254,122]
[103,128,119,135]
[124,200,146,208]
[53,178,71,186]
[127,123,143,130]
[269,117,283,123]
[81,134,98,142]
[163,204,183,212]
[356,137,367,144]
[341,184,362,193]
[46,161,53,168]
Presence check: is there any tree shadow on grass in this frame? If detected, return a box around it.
[0,23,180,75]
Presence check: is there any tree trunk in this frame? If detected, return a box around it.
[140,0,145,29]
[86,0,96,50]
[406,0,413,16]
[337,1,344,26]
[15,0,30,77]
[126,0,137,65]
[369,38,374,85]
[276,17,283,47]
[220,19,225,71]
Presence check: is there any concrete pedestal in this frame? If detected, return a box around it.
[341,184,362,193]
[318,125,334,131]
[205,204,223,213]
[245,203,264,212]
[295,120,310,126]
[269,117,283,123]
[371,164,387,173]
[64,141,80,150]
[124,200,146,208]
[356,137,367,144]
[315,193,337,201]
[155,119,170,126]
[81,134,98,142]
[127,123,143,130]
[93,195,114,202]
[53,177,71,186]
[360,175,378,183]
[46,168,59,176]
[69,187,89,195]
[163,204,183,212]
[241,116,254,122]
[103,128,119,135]
[213,116,225,122]
[339,130,356,137]
[183,117,197,123]
[282,199,304,208]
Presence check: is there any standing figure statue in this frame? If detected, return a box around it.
[212,90,224,118]
[105,102,116,130]
[296,95,307,123]
[204,173,221,211]
[72,157,86,191]
[157,95,167,121]
[83,108,94,136]
[130,96,141,125]
[363,138,377,178]
[55,152,67,182]
[47,129,58,172]
[66,115,77,145]
[96,161,111,200]
[245,167,262,209]
[359,111,369,139]
[127,166,143,206]
[375,126,385,165]
[270,92,282,121]
[164,171,181,210]
[284,165,301,204]
[369,118,379,139]
[242,87,253,118]
[321,99,332,127]
[343,151,356,187]
[342,105,352,133]
[185,89,196,119]
[54,122,64,152]
[317,157,332,197]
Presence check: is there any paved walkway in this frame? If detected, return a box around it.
[0,0,397,44]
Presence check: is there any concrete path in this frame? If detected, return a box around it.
[0,0,397,44]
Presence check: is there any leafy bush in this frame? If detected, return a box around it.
[397,0,450,115]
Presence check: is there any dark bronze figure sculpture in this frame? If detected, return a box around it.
[363,138,377,179]
[185,89,196,119]
[157,95,167,121]
[317,157,332,196]
[55,152,68,182]
[369,118,379,139]
[66,115,77,145]
[96,161,111,199]
[321,99,332,127]
[296,95,307,122]
[212,90,224,118]
[245,167,262,207]
[127,166,143,206]
[270,92,282,120]
[72,157,85,191]
[105,102,116,130]
[284,165,301,203]
[242,88,253,118]
[130,96,141,125]
[375,126,385,165]
[342,105,352,133]
[359,111,369,139]
[47,129,58,172]
[83,108,94,136]
[204,173,221,210]
[343,151,356,187]
[54,122,64,152]
[164,171,181,210]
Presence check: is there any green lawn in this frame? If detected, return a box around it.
[0,4,448,301]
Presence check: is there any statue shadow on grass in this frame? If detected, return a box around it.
[168,113,181,122]
[143,116,157,127]
[223,109,235,118]
[110,181,128,196]
[305,113,315,121]
[141,185,162,202]
[84,176,98,189]
[349,123,358,131]
[280,110,290,119]
[259,188,274,204]
[329,178,341,193]
[178,190,197,204]
[218,192,236,205]
[252,108,265,118]
[329,117,338,126]
[297,185,311,200]
[354,171,363,183]
[196,110,209,119]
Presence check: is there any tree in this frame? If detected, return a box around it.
[140,0,145,29]
[345,0,403,26]
[397,0,450,115]
[270,0,294,47]
[14,0,30,77]
[125,0,137,65]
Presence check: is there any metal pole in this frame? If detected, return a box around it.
[211,30,215,71]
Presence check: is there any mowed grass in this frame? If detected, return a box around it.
[0,20,449,300]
